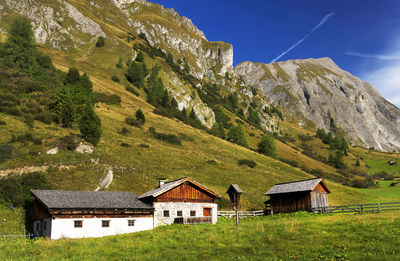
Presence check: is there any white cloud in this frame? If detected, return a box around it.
[346,51,400,61]
[364,63,400,107]
[271,13,334,63]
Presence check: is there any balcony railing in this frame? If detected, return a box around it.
[174,216,212,224]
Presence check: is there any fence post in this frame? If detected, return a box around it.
[378,203,381,212]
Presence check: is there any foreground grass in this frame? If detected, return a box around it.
[1,212,400,260]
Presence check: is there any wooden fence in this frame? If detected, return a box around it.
[218,210,264,218]
[311,202,400,214]
[0,234,31,240]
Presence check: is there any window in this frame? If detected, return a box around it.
[190,210,196,217]
[36,223,39,232]
[102,220,110,227]
[163,210,170,217]
[74,221,83,228]
[128,220,135,227]
[44,221,47,231]
[177,210,182,217]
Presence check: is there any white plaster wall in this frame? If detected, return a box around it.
[154,202,218,227]
[50,217,153,239]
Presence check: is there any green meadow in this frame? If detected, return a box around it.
[1,212,400,260]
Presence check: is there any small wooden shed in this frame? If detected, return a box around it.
[264,178,331,214]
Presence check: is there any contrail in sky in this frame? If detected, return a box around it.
[271,13,335,63]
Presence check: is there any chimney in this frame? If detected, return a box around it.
[158,178,167,187]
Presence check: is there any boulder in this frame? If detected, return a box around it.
[46,147,59,155]
[75,142,94,154]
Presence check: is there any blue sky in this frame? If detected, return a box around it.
[148,0,400,107]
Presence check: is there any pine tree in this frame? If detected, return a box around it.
[189,108,197,120]
[209,122,225,139]
[146,65,165,106]
[227,124,248,147]
[116,57,123,68]
[64,68,81,85]
[257,133,277,158]
[1,18,37,70]
[79,104,102,146]
[95,36,105,47]
[125,62,146,88]
[61,92,75,128]
[135,52,144,62]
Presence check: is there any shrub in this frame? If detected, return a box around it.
[390,182,399,187]
[207,160,217,165]
[125,117,140,127]
[149,127,181,145]
[0,120,6,125]
[126,86,140,96]
[116,57,124,68]
[352,177,376,188]
[120,127,130,134]
[135,52,144,62]
[0,143,14,163]
[279,158,299,168]
[14,133,42,145]
[93,92,121,105]
[111,76,120,83]
[238,159,257,168]
[135,109,145,125]
[95,36,105,47]
[120,143,131,147]
[56,135,80,151]
[24,115,34,128]
[139,144,150,149]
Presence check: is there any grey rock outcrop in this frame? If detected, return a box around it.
[235,58,400,151]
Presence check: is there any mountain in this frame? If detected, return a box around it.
[1,0,400,222]
[235,58,400,152]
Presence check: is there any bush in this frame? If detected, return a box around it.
[120,127,130,134]
[0,144,14,163]
[56,135,80,151]
[352,177,376,188]
[135,109,145,125]
[0,172,51,207]
[0,120,6,125]
[139,144,150,149]
[149,127,181,145]
[238,159,257,168]
[93,92,121,105]
[111,76,120,83]
[13,133,42,145]
[126,86,140,96]
[95,36,105,47]
[390,182,399,187]
[120,143,131,147]
[125,117,140,127]
[279,158,299,168]
[207,160,218,165]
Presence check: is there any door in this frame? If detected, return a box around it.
[203,208,212,217]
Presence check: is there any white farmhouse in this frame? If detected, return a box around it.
[31,190,154,239]
[139,177,221,227]
[31,177,221,239]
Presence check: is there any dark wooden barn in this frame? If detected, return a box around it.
[264,178,331,214]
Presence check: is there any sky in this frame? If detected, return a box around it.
[148,0,400,107]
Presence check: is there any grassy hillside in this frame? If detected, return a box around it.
[2,212,400,260]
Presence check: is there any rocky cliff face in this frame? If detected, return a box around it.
[235,58,400,151]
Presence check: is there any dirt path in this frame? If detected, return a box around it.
[0,164,76,177]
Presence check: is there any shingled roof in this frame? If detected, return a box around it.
[265,178,331,195]
[31,190,153,210]
[139,177,221,199]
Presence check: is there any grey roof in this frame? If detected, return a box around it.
[227,184,243,194]
[139,177,221,199]
[31,190,153,210]
[265,178,330,195]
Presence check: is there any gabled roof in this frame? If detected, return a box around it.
[265,178,331,195]
[31,190,153,210]
[139,177,221,199]
[227,184,243,194]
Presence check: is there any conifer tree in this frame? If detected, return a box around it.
[227,124,248,147]
[79,104,102,146]
[257,133,277,158]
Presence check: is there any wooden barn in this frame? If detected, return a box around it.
[264,178,331,214]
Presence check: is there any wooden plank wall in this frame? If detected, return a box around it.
[34,199,51,220]
[157,182,214,203]
[270,192,311,213]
